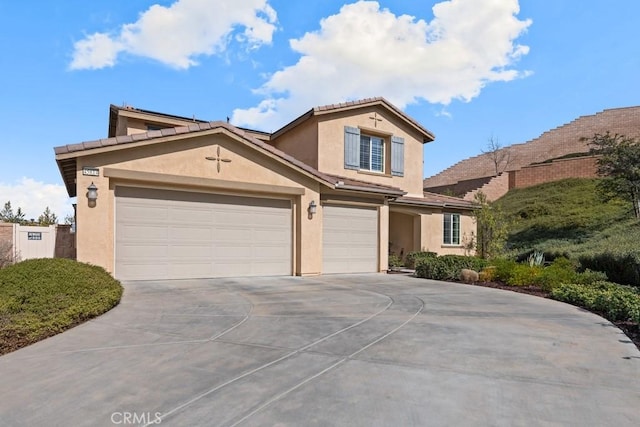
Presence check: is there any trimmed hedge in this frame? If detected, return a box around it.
[415,255,487,281]
[550,281,640,323]
[0,258,123,354]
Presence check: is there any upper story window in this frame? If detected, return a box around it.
[443,213,461,245]
[359,134,385,173]
[344,126,404,177]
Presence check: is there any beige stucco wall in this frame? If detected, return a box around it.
[378,203,389,272]
[389,211,415,257]
[316,107,427,197]
[420,211,475,256]
[74,131,324,276]
[271,118,319,169]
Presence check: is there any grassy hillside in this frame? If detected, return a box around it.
[495,178,640,258]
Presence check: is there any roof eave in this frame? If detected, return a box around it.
[334,183,406,197]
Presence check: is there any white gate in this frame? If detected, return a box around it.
[14,225,57,260]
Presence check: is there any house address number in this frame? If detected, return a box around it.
[82,167,100,177]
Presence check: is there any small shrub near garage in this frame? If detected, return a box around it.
[404,251,437,269]
[415,255,487,281]
[0,258,123,355]
[388,254,404,269]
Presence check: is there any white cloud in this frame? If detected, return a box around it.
[0,178,74,222]
[232,0,532,130]
[70,0,278,70]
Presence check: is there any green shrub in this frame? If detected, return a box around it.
[415,255,487,281]
[479,266,497,282]
[551,281,640,323]
[579,251,640,288]
[506,263,543,286]
[0,258,123,354]
[388,254,404,269]
[574,269,608,285]
[404,251,437,269]
[533,257,578,291]
[490,258,519,283]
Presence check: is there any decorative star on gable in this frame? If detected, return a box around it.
[205,146,232,173]
[369,112,383,127]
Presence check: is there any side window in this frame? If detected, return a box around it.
[443,213,460,245]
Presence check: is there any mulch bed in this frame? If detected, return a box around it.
[462,280,640,351]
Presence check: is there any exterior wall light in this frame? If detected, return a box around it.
[86,182,98,207]
[308,200,317,218]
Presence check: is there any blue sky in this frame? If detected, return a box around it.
[1,0,639,220]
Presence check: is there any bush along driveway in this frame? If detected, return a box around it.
[0,258,122,355]
[412,253,640,350]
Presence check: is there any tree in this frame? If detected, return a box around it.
[63,213,75,225]
[471,191,510,259]
[482,136,512,176]
[0,201,26,224]
[589,132,640,218]
[38,207,58,226]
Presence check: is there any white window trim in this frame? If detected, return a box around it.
[360,134,385,173]
[443,213,461,246]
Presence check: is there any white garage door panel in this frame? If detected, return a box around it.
[115,187,292,280]
[323,205,378,274]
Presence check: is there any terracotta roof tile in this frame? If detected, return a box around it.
[115,135,133,144]
[392,192,476,210]
[145,130,162,139]
[83,140,103,150]
[66,143,86,152]
[131,133,148,141]
[101,137,117,147]
[324,174,405,195]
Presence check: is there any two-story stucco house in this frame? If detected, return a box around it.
[55,97,476,281]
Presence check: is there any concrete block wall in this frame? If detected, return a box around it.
[463,173,510,201]
[0,223,16,266]
[424,106,640,194]
[510,156,599,190]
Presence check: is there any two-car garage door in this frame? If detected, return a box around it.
[115,187,292,281]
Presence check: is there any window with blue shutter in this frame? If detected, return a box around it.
[344,126,360,170]
[391,136,404,176]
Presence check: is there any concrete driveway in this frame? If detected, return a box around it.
[0,274,638,426]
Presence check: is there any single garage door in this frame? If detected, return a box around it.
[322,204,378,274]
[115,187,292,280]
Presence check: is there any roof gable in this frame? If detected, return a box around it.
[272,97,435,142]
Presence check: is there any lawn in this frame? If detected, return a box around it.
[0,258,122,355]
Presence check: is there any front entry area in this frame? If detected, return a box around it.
[115,187,292,280]
[322,204,378,273]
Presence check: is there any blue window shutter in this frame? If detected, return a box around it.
[344,126,360,170]
[391,136,404,176]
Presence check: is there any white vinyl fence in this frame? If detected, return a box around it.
[0,223,64,263]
